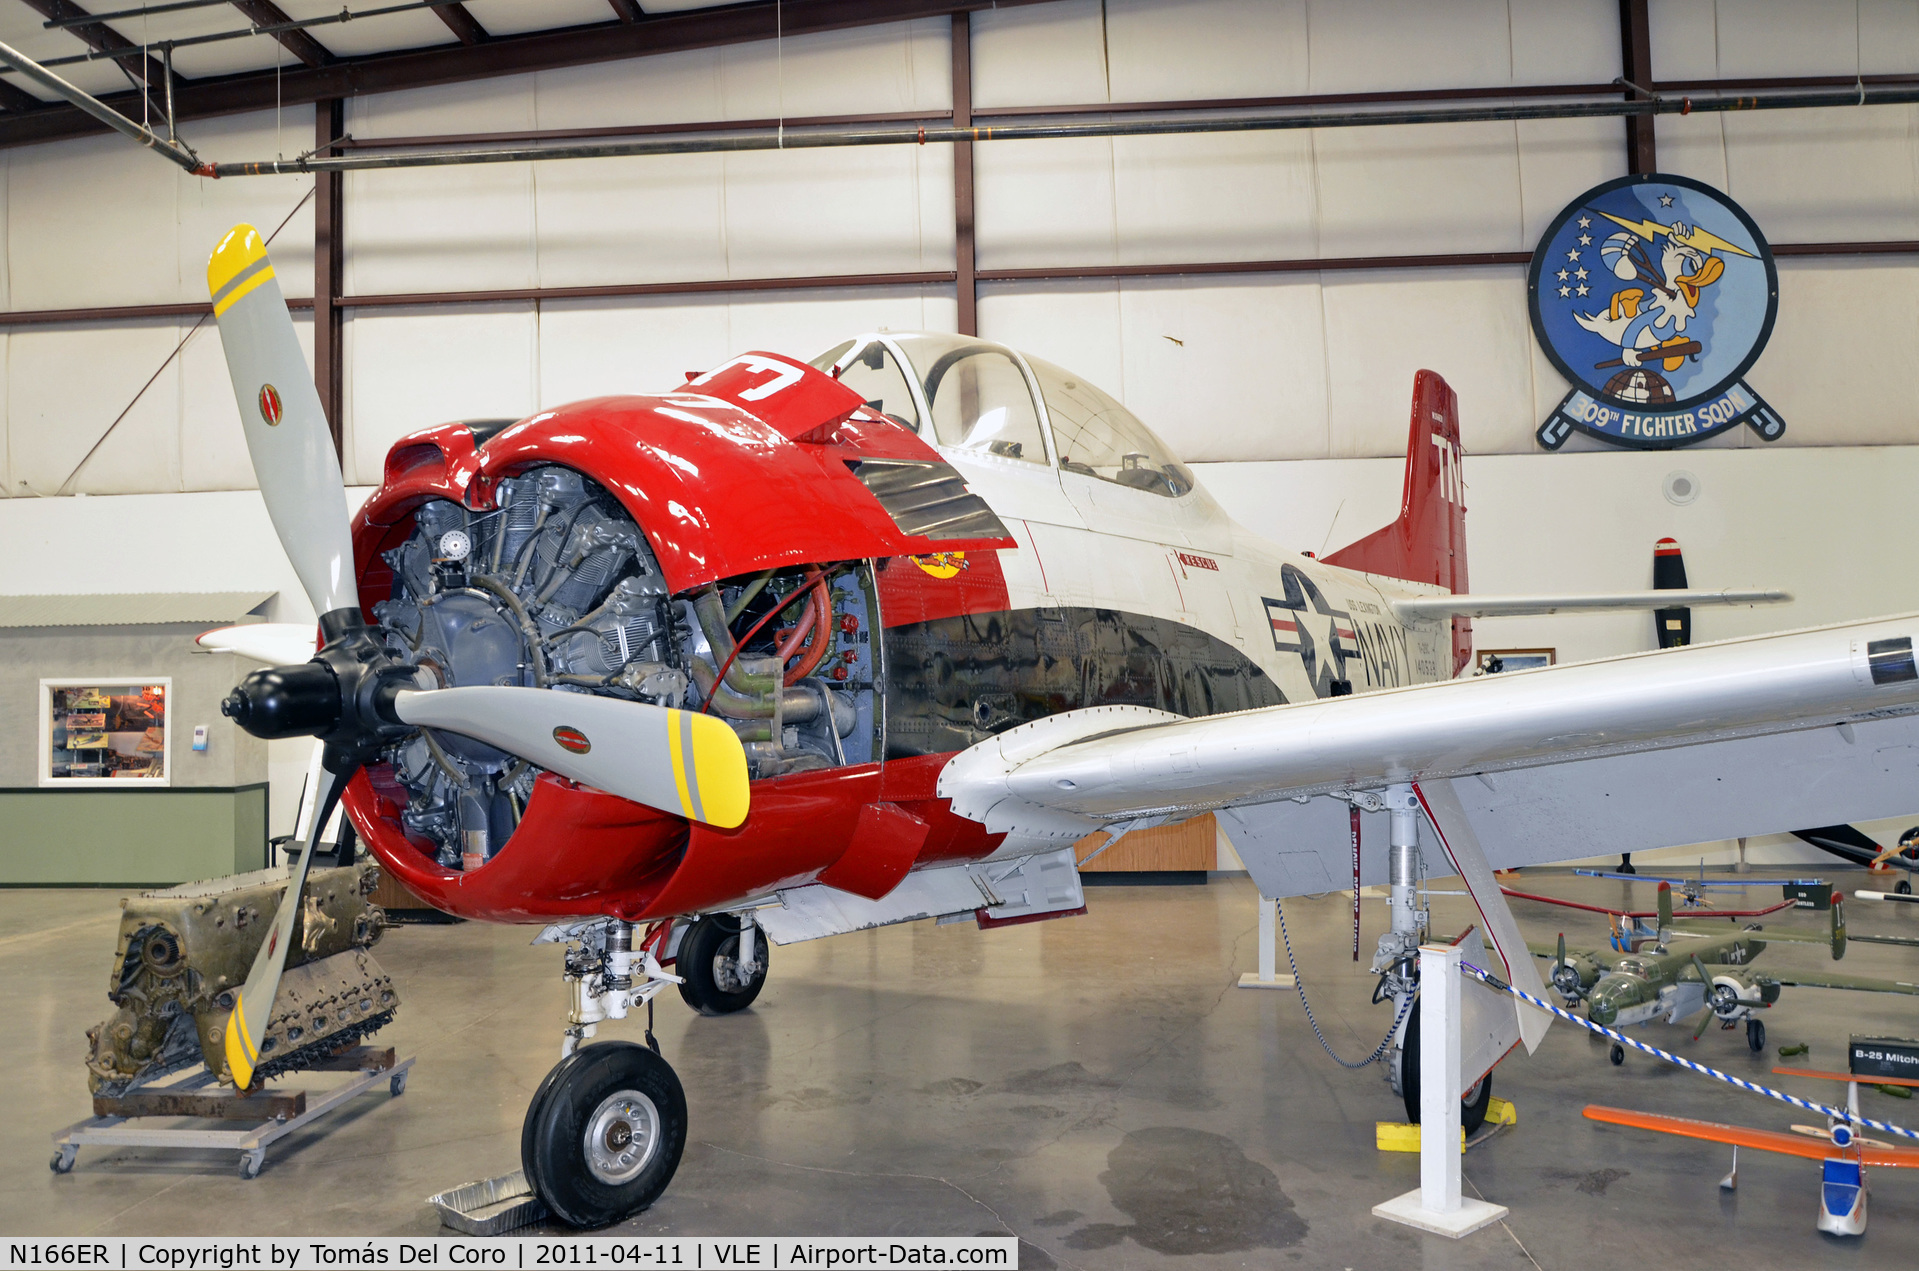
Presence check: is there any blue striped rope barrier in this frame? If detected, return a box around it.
[1459,958,1919,1142]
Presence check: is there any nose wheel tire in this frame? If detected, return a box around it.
[523,1041,687,1229]
[677,915,770,1016]
[1746,1019,1766,1053]
[1609,1044,1625,1066]
[1398,999,1495,1134]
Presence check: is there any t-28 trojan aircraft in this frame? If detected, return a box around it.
[199,223,1919,1227]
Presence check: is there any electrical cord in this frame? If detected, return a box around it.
[1274,894,1412,1069]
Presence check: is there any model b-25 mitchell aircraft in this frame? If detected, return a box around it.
[199,222,1919,1228]
[1522,883,1919,1061]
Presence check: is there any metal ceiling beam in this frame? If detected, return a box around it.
[429,3,487,46]
[14,237,1919,328]
[606,0,641,20]
[951,10,974,336]
[17,0,169,102]
[227,0,330,68]
[1619,0,1657,173]
[0,0,1053,147]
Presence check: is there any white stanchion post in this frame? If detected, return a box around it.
[1373,944,1508,1237]
[1237,894,1294,988]
[1419,943,1463,1212]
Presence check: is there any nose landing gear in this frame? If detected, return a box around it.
[524,916,692,1227]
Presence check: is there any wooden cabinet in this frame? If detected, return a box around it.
[1076,813,1216,874]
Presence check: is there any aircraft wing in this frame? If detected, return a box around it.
[1584,1105,1919,1168]
[941,614,1919,897]
[1390,589,1788,621]
[1527,942,1614,970]
[1760,969,1919,995]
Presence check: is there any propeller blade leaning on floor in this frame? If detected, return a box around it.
[223,748,344,1090]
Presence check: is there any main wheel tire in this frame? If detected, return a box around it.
[1609,1043,1625,1066]
[1747,1019,1766,1053]
[1897,880,1912,896]
[522,1041,687,1229]
[676,915,769,1016]
[1399,1000,1494,1134]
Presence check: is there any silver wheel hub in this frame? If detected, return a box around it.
[584,1088,660,1185]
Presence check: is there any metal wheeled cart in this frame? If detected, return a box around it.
[50,1045,413,1179]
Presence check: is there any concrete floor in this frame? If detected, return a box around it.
[4,869,1919,1268]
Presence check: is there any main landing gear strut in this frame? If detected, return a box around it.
[1367,784,1495,1135]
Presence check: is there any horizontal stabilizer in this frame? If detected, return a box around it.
[1390,589,1790,622]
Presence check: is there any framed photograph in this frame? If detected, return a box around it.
[39,678,171,787]
[1476,648,1555,675]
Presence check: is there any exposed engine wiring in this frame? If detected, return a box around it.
[699,573,829,713]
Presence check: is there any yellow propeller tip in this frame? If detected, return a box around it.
[207,224,267,299]
[682,711,751,829]
[223,994,259,1090]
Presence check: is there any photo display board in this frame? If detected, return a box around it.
[40,679,170,785]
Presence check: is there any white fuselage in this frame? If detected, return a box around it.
[939,444,1453,706]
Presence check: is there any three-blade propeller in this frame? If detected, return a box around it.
[205,225,749,1088]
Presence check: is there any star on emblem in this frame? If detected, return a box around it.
[1567,249,1581,261]
[1578,233,1592,246]
[1659,194,1674,207]
[1577,216,1592,229]
[1558,285,1571,297]
[1556,269,1569,281]
[1575,267,1589,280]
[1575,283,1590,296]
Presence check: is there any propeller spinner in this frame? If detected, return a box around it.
[204,225,749,1087]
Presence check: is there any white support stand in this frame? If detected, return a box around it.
[1237,894,1294,988]
[1373,943,1509,1238]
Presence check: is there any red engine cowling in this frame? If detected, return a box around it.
[341,354,1012,923]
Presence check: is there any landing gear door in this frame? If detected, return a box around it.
[1454,926,1523,1089]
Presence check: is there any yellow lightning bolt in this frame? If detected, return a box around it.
[1595,210,1757,259]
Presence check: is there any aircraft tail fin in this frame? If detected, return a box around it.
[1325,370,1469,673]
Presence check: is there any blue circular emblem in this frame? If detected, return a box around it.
[1530,174,1778,442]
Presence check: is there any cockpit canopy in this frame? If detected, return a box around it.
[811,334,1195,500]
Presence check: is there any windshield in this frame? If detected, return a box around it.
[833,341,920,431]
[892,334,1047,464]
[1027,356,1193,498]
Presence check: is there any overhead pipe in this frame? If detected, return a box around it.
[204,84,1919,177]
[29,0,499,68]
[0,39,204,174]
[3,24,1916,181]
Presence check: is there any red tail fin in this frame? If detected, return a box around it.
[1324,371,1470,674]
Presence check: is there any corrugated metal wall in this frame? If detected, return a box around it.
[2,0,1917,497]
